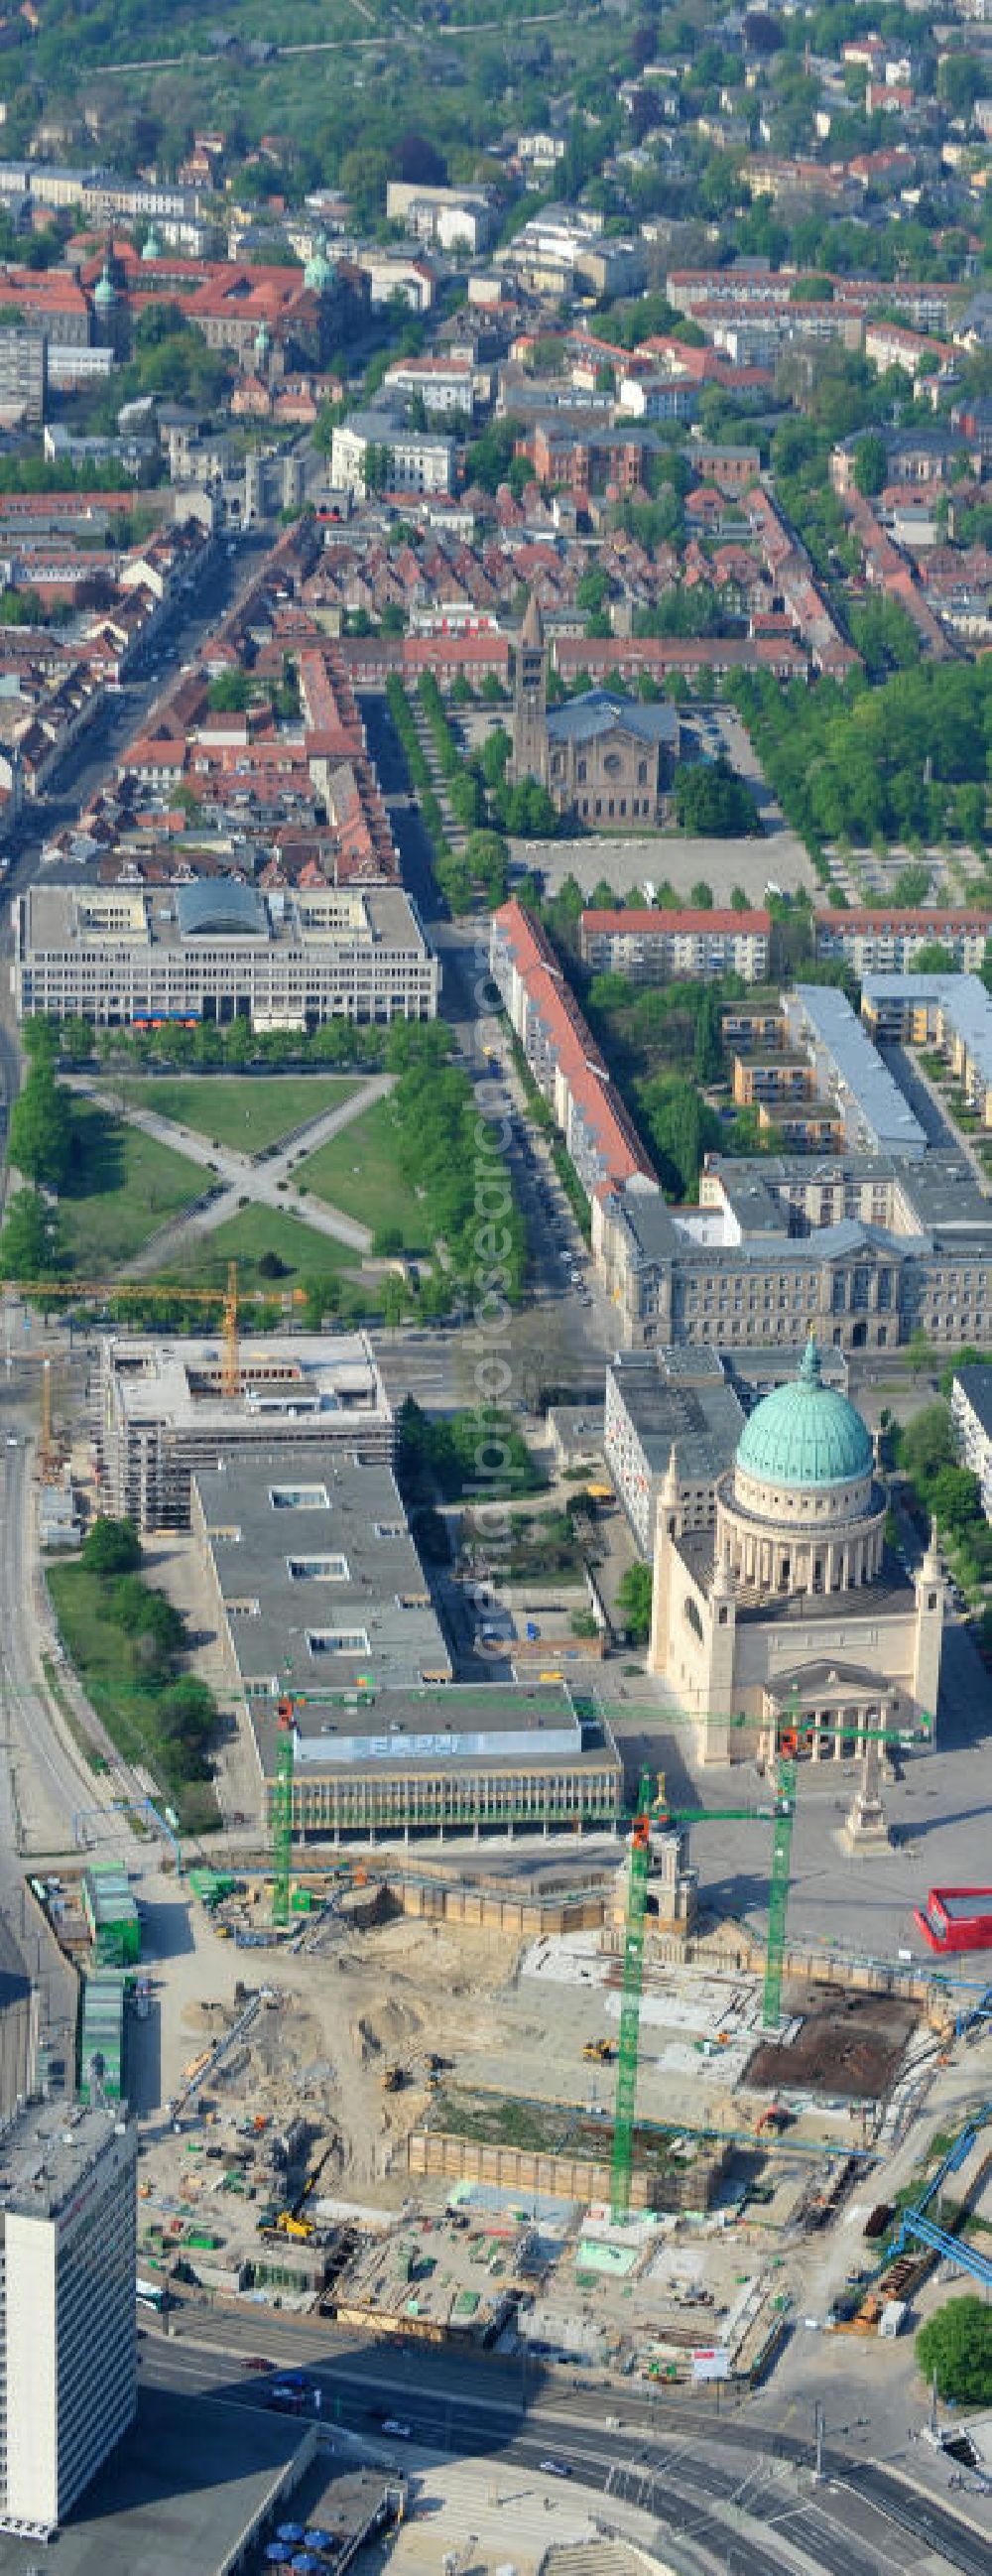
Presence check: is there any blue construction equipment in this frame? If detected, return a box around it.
[891,2207,992,2291]
[955,1985,992,2041]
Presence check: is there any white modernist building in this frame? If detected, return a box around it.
[0,2102,136,2531]
[13,877,438,1032]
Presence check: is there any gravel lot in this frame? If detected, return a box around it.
[512,828,812,904]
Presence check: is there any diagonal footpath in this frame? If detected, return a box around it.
[64,1071,394,1269]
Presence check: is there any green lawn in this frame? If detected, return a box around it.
[168,1204,359,1288]
[61,1103,204,1276]
[47,1564,220,1836]
[162,1207,389,1325]
[297,1097,428,1248]
[110,1074,363,1154]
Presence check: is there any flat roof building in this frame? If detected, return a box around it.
[188,1448,621,1837]
[604,1346,746,1557]
[191,1450,452,1708]
[861,971,992,1125]
[0,2101,136,2532]
[13,877,438,1031]
[783,984,927,1159]
[96,1330,393,1530]
[249,1675,621,1842]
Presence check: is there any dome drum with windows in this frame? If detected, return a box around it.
[716,1336,885,1597]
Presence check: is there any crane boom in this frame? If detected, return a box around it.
[2,1271,305,1312]
[272,1698,296,1930]
[763,1742,798,2032]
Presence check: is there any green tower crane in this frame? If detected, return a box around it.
[763,1735,798,2032]
[610,1767,653,2227]
[271,1697,296,1929]
[607,1703,931,2213]
[759,1689,931,2030]
[609,1767,775,2225]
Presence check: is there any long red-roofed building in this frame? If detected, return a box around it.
[490,900,656,1203]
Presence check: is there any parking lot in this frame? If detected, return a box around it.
[511,823,812,906]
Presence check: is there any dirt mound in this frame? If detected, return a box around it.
[747,1986,917,2101]
[352,1998,423,2062]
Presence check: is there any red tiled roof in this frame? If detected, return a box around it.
[582,908,771,937]
[818,909,992,932]
[494,900,656,1192]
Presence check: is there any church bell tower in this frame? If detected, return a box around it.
[511,589,548,785]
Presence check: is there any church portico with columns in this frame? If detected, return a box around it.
[649,1337,943,1765]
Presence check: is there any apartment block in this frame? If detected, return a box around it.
[782,984,926,1159]
[732,1052,815,1107]
[951,1364,992,1521]
[580,906,772,984]
[0,322,46,422]
[816,910,992,977]
[860,972,992,1123]
[719,1003,783,1052]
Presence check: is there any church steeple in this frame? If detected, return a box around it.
[521,588,544,651]
[511,589,548,786]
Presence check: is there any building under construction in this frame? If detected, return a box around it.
[95,1329,394,1530]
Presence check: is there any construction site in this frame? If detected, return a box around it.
[12,1299,992,2412]
[24,1740,984,2393]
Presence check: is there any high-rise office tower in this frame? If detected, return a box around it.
[0,2100,136,2530]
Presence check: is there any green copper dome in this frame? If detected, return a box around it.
[94,262,116,308]
[735,1338,873,1491]
[142,225,162,262]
